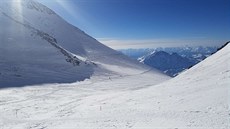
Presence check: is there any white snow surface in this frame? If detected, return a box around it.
[0,0,229,128]
[0,44,229,128]
[0,0,168,87]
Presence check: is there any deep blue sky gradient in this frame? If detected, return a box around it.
[38,0,230,48]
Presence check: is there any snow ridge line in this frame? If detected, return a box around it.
[22,0,56,15]
[1,11,89,66]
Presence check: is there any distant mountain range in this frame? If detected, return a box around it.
[119,46,218,76]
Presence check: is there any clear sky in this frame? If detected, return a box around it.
[38,0,230,49]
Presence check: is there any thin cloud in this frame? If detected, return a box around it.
[97,38,224,49]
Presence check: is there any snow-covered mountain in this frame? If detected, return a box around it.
[139,51,194,76]
[119,46,217,76]
[159,46,218,63]
[0,42,228,129]
[0,0,169,87]
[119,46,217,61]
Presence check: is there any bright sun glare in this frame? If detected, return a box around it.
[12,0,23,21]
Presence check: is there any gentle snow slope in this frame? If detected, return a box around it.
[0,44,229,129]
[0,0,168,87]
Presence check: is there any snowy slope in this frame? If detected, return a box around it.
[0,44,229,129]
[0,0,168,87]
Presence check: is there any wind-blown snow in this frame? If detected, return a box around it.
[0,44,229,128]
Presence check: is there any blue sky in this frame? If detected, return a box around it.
[38,0,230,49]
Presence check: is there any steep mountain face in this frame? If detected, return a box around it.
[0,0,168,87]
[139,51,194,76]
